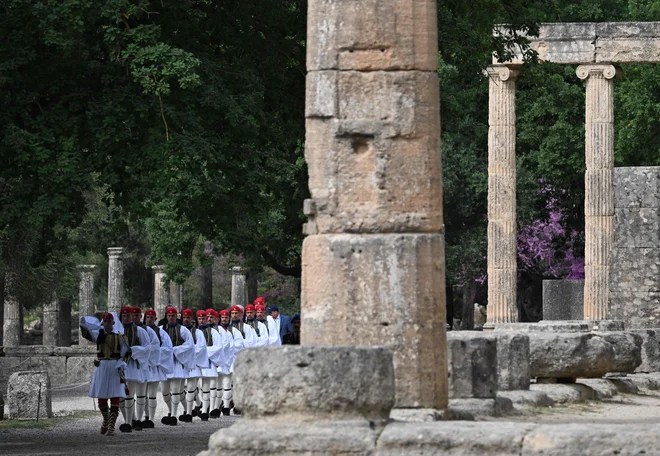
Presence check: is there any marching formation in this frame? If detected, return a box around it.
[80,297,299,436]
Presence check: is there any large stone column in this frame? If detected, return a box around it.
[42,295,59,347]
[231,267,247,307]
[3,292,21,347]
[302,0,447,409]
[153,265,169,317]
[577,64,620,320]
[486,64,519,325]
[107,247,124,314]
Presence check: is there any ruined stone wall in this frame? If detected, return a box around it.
[610,167,660,328]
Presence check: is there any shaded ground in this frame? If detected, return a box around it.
[0,392,236,456]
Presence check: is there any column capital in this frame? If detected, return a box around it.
[152,264,165,273]
[231,266,245,275]
[77,264,97,272]
[107,247,124,258]
[576,64,622,80]
[486,64,519,82]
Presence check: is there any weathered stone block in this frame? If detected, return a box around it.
[376,421,535,456]
[628,329,660,372]
[596,22,660,63]
[614,208,660,248]
[53,346,96,356]
[614,166,660,208]
[495,322,590,333]
[528,332,614,378]
[603,331,641,368]
[495,333,530,391]
[3,346,55,357]
[304,74,442,235]
[447,332,497,399]
[234,346,394,421]
[307,0,437,71]
[529,383,595,403]
[497,390,553,407]
[7,371,52,419]
[447,397,513,418]
[302,233,447,409]
[611,248,660,293]
[201,420,380,456]
[609,291,660,329]
[542,280,584,320]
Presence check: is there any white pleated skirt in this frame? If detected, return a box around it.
[145,365,168,382]
[88,359,128,399]
[188,366,203,378]
[200,361,219,378]
[124,359,147,382]
[168,360,190,379]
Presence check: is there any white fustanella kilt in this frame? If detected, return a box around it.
[88,359,128,399]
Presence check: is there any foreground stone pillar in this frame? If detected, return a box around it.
[107,247,124,314]
[231,266,247,307]
[3,290,21,347]
[486,64,518,325]
[200,346,394,455]
[42,296,59,347]
[302,0,447,409]
[577,64,620,320]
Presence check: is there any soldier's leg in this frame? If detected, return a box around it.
[133,381,147,429]
[170,378,184,420]
[221,373,232,416]
[144,381,158,427]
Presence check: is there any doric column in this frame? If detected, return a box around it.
[107,247,124,314]
[3,287,21,347]
[486,64,519,325]
[152,265,169,317]
[302,0,447,409]
[42,295,59,346]
[78,265,96,346]
[231,267,247,307]
[576,64,620,320]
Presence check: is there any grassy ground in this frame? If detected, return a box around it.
[0,410,97,430]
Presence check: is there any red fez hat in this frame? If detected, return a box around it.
[181,308,194,317]
[219,309,230,317]
[132,306,142,314]
[205,308,215,314]
[165,307,178,316]
[230,305,242,313]
[101,312,114,321]
[245,304,255,312]
[207,309,219,318]
[196,310,207,318]
[255,304,265,311]
[254,297,266,304]
[120,306,132,315]
[145,309,157,317]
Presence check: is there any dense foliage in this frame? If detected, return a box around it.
[1,0,660,316]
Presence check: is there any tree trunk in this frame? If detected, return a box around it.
[247,271,258,303]
[200,241,213,309]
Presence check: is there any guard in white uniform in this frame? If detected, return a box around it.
[161,306,195,425]
[119,306,151,433]
[196,310,223,420]
[180,308,208,423]
[255,302,280,346]
[245,304,269,347]
[80,312,128,436]
[141,308,173,428]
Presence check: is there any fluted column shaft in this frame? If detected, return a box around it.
[78,265,96,346]
[169,283,183,309]
[107,247,124,314]
[42,295,59,346]
[231,267,247,307]
[577,64,620,320]
[3,278,21,347]
[153,265,169,317]
[487,65,519,325]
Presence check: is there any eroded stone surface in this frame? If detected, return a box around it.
[447,332,497,399]
[530,383,595,403]
[302,234,447,408]
[7,371,52,420]
[542,280,584,320]
[495,333,530,391]
[234,346,394,421]
[497,390,553,407]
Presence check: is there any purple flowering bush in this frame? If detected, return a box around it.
[517,181,585,280]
